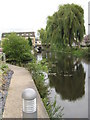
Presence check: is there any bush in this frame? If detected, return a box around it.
[2,33,31,63]
[83,47,90,60]
[28,59,48,98]
[0,63,8,71]
[0,54,9,86]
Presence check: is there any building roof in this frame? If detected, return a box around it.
[2,32,35,38]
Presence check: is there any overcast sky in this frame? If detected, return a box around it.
[0,0,89,39]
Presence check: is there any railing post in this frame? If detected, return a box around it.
[22,88,37,118]
[3,53,6,62]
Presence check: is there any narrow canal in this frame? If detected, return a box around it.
[36,51,89,118]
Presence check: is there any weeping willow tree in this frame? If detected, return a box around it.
[38,4,85,48]
[58,4,85,47]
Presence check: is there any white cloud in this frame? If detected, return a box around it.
[0,0,89,39]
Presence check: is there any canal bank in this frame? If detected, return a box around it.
[3,64,49,118]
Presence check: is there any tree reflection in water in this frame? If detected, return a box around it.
[46,52,86,101]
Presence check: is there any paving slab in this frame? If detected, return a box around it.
[3,64,49,118]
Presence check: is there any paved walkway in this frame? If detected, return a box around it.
[3,64,49,118]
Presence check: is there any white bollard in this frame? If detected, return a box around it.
[22,88,37,118]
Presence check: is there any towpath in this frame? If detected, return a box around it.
[3,64,49,118]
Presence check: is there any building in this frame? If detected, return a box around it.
[80,35,90,47]
[88,2,90,35]
[1,32,36,46]
[80,2,90,47]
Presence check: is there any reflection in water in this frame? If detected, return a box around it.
[42,52,86,101]
[36,52,88,118]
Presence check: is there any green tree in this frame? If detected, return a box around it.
[28,37,32,46]
[38,28,47,44]
[2,33,31,63]
[60,4,85,47]
[45,4,85,47]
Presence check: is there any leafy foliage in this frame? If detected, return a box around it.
[0,54,9,86]
[43,97,64,119]
[83,47,90,61]
[2,33,31,63]
[38,28,47,44]
[38,4,85,48]
[28,37,32,46]
[28,59,48,98]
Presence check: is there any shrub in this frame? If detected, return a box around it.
[83,47,90,60]
[0,54,9,85]
[2,33,31,63]
[28,59,48,98]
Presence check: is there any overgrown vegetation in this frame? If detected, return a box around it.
[83,47,90,61]
[50,44,88,58]
[28,59,48,98]
[2,33,32,64]
[0,54,9,86]
[43,97,64,119]
[28,58,64,119]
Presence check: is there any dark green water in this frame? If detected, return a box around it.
[37,51,88,118]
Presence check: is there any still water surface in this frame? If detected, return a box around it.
[37,51,88,118]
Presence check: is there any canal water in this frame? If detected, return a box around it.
[36,51,89,118]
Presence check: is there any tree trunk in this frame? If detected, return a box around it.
[69,29,72,48]
[69,36,72,48]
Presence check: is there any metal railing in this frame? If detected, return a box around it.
[0,52,6,62]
